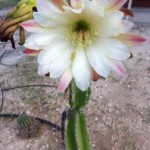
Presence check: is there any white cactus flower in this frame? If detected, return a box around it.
[21,0,145,92]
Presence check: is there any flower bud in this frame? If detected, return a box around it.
[0,0,36,48]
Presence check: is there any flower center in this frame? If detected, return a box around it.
[72,19,90,33]
[67,19,97,48]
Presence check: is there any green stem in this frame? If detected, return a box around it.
[73,82,91,110]
[65,81,92,150]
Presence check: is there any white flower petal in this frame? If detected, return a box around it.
[120,20,134,33]
[83,0,105,16]
[87,45,110,78]
[37,0,61,14]
[63,5,83,14]
[71,0,82,9]
[101,11,124,36]
[98,38,130,60]
[38,39,70,65]
[33,12,58,27]
[26,31,63,46]
[38,64,50,76]
[24,41,43,50]
[73,49,91,91]
[49,46,72,78]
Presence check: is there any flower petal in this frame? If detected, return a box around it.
[58,67,72,93]
[23,48,41,56]
[49,46,72,78]
[99,38,130,60]
[87,45,110,78]
[38,64,50,76]
[73,49,91,91]
[24,41,43,50]
[51,0,68,11]
[108,59,126,76]
[117,34,146,46]
[20,20,49,33]
[37,0,61,13]
[26,31,63,47]
[107,0,127,11]
[100,11,124,36]
[71,0,82,9]
[38,39,71,65]
[33,12,56,27]
[120,20,134,33]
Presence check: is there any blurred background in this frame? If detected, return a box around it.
[0,0,20,9]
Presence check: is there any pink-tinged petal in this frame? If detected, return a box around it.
[71,0,82,9]
[51,0,68,11]
[23,48,41,56]
[37,0,52,13]
[117,34,146,46]
[107,0,127,11]
[20,20,49,33]
[108,59,126,76]
[36,0,58,14]
[58,67,72,93]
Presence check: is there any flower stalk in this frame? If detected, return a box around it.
[65,81,92,150]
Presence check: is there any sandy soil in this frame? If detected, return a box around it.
[0,9,150,150]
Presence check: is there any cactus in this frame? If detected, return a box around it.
[65,113,78,150]
[17,114,41,138]
[75,112,92,150]
[65,111,91,150]
[70,82,91,110]
[17,114,30,128]
[65,81,92,150]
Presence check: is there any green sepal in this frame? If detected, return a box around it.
[65,113,78,150]
[75,112,92,150]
